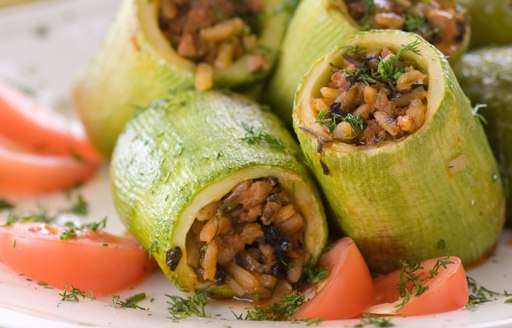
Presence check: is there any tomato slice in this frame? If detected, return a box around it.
[0,223,153,295]
[0,80,101,163]
[295,237,375,320]
[0,144,98,194]
[367,256,468,315]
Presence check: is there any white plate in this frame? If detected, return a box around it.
[0,1,512,327]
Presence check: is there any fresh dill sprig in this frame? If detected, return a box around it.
[112,293,147,310]
[166,289,209,320]
[59,217,108,240]
[354,313,394,327]
[466,276,503,308]
[4,211,53,226]
[242,123,284,150]
[395,258,452,311]
[66,194,89,216]
[80,217,108,231]
[316,110,364,136]
[234,291,306,321]
[59,282,95,302]
[302,265,329,285]
[0,199,14,212]
[377,39,421,85]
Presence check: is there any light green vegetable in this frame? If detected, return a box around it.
[457,0,512,48]
[294,30,505,273]
[266,0,470,126]
[455,46,512,225]
[74,0,289,155]
[111,90,327,295]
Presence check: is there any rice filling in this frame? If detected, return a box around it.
[186,177,309,300]
[310,41,429,146]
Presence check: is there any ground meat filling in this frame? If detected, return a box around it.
[310,42,428,146]
[158,0,268,90]
[344,0,467,57]
[187,177,309,300]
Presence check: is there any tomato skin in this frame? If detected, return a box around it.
[0,223,153,295]
[0,80,101,163]
[295,237,375,320]
[368,256,468,315]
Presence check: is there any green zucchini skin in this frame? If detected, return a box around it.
[74,0,289,156]
[294,30,505,273]
[111,91,327,293]
[455,47,512,225]
[456,0,512,48]
[265,0,357,126]
[266,0,470,126]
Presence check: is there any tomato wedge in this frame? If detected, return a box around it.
[367,256,468,315]
[295,237,375,320]
[0,144,98,194]
[0,80,102,194]
[0,80,101,162]
[0,223,153,295]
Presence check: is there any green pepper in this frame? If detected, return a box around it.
[455,46,512,225]
[111,90,327,297]
[293,30,504,273]
[457,0,512,48]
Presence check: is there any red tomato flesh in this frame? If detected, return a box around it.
[0,144,98,194]
[0,80,101,163]
[0,223,153,295]
[367,256,468,315]
[295,237,375,320]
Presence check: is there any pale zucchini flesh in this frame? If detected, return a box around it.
[111,91,327,293]
[74,0,289,155]
[294,30,505,273]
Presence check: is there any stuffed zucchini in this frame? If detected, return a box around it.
[74,0,289,155]
[456,0,512,48]
[455,47,512,225]
[266,0,470,125]
[293,30,504,273]
[111,91,327,300]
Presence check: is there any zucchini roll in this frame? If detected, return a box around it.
[111,91,327,300]
[456,0,512,48]
[455,47,512,225]
[74,0,289,155]
[266,0,470,125]
[293,30,504,273]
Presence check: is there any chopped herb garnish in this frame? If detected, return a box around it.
[234,291,306,321]
[466,276,502,307]
[146,240,160,258]
[242,123,284,150]
[377,39,421,86]
[354,313,394,327]
[59,217,108,240]
[59,282,95,302]
[505,298,512,304]
[112,293,147,310]
[80,217,108,231]
[0,199,14,212]
[395,258,452,311]
[302,265,328,285]
[316,109,364,136]
[66,194,89,216]
[167,289,208,319]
